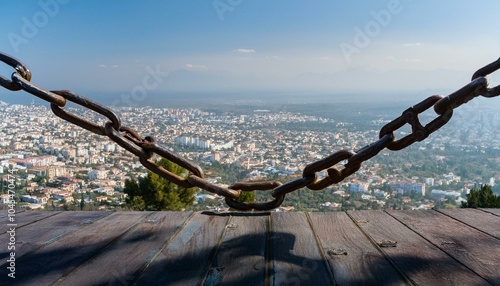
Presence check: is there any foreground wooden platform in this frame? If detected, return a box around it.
[1,209,499,286]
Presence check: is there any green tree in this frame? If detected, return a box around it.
[80,193,85,211]
[236,191,255,204]
[461,185,500,208]
[124,158,196,211]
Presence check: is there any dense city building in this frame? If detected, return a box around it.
[1,101,499,211]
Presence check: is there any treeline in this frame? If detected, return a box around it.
[461,185,500,208]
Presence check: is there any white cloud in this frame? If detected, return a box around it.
[186,63,207,70]
[233,48,256,53]
[385,55,395,60]
[98,64,119,68]
[265,55,280,59]
[405,58,422,63]
[402,42,423,47]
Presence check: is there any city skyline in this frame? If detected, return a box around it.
[1,102,498,212]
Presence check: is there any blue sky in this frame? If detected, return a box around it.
[1,0,499,98]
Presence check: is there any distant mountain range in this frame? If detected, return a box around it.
[2,67,497,109]
[159,67,468,94]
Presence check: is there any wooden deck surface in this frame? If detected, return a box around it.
[1,209,499,286]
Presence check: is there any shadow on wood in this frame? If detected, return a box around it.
[0,210,498,285]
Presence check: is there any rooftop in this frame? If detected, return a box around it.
[1,209,499,285]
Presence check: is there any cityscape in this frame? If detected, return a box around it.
[1,1,499,284]
[1,99,499,212]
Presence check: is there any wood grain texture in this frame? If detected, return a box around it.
[202,213,269,286]
[1,209,499,286]
[348,210,488,286]
[480,208,500,217]
[0,211,110,265]
[0,211,151,286]
[0,208,24,219]
[435,208,500,239]
[135,212,229,286]
[0,210,60,234]
[270,212,333,286]
[55,211,192,286]
[387,209,500,285]
[308,212,408,286]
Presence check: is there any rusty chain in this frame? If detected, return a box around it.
[1,52,499,211]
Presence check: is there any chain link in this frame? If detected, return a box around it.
[471,57,500,98]
[433,77,487,115]
[225,181,284,211]
[0,53,31,91]
[50,90,121,136]
[12,73,66,106]
[1,51,499,211]
[380,95,453,150]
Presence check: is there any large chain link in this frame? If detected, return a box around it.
[1,52,499,211]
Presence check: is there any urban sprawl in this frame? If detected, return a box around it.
[1,100,499,211]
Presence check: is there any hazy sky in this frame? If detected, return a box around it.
[1,0,499,97]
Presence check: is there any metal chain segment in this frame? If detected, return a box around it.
[226,195,285,211]
[140,137,204,188]
[225,181,284,211]
[103,122,152,159]
[472,57,500,98]
[433,77,487,115]
[302,150,357,191]
[0,52,31,91]
[272,175,316,198]
[0,51,499,211]
[472,57,500,80]
[50,90,121,136]
[186,175,241,199]
[142,138,204,178]
[12,73,66,106]
[380,95,453,151]
[346,133,394,167]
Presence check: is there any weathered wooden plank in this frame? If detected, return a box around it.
[0,211,61,234]
[202,213,269,286]
[55,211,192,286]
[0,211,151,286]
[387,209,500,285]
[270,212,333,286]
[0,208,24,219]
[308,212,408,285]
[134,212,229,286]
[1,209,498,286]
[0,211,111,265]
[436,208,500,239]
[348,210,488,286]
[480,208,500,217]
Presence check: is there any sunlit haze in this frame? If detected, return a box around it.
[1,0,499,103]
